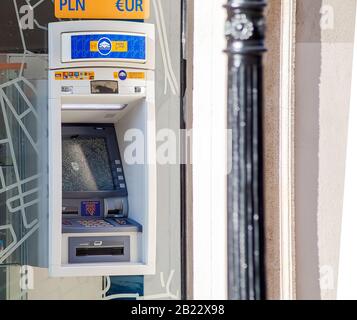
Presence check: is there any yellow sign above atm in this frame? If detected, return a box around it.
[55,0,150,19]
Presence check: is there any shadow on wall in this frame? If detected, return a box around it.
[295,0,322,300]
[295,0,357,300]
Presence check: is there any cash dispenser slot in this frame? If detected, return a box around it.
[69,236,130,264]
[76,246,124,257]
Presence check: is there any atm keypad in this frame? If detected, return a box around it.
[77,219,113,228]
[62,218,141,233]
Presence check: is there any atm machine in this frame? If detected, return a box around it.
[48,21,156,277]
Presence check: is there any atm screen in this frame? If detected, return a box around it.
[62,137,115,192]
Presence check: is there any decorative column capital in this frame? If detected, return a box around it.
[225,0,267,55]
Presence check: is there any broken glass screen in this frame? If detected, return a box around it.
[62,137,114,192]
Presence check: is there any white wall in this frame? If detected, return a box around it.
[191,0,227,300]
[338,1,357,300]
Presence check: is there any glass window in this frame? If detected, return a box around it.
[0,0,182,300]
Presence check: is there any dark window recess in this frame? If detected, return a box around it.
[76,247,124,257]
[0,0,57,53]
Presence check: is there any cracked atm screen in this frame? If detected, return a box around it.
[62,137,114,192]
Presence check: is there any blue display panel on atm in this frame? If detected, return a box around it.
[71,34,146,60]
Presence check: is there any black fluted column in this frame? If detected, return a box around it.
[225,0,267,300]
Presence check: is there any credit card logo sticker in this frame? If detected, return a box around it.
[98,38,112,55]
[119,70,127,80]
[81,201,100,217]
[55,71,95,80]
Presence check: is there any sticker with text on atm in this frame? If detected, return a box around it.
[91,40,128,53]
[81,201,101,217]
[114,71,146,80]
[55,0,150,20]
